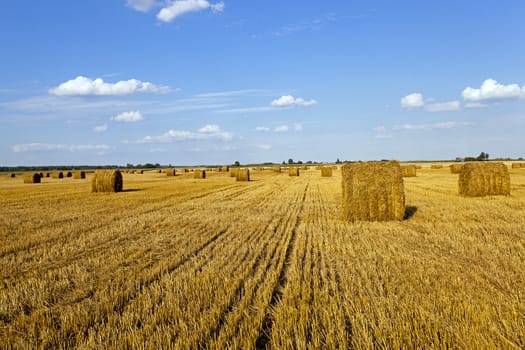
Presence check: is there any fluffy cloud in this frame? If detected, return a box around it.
[157,0,224,22]
[49,76,169,96]
[13,143,110,153]
[140,125,233,143]
[93,124,108,132]
[274,125,289,132]
[127,0,158,12]
[111,110,143,122]
[255,126,270,132]
[400,93,424,108]
[271,95,317,107]
[401,93,459,112]
[462,79,524,101]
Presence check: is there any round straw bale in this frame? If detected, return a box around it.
[431,164,443,169]
[91,170,123,193]
[459,162,510,197]
[341,161,405,222]
[272,166,281,173]
[74,171,86,179]
[401,165,417,177]
[289,167,300,176]
[136,169,143,174]
[166,168,176,176]
[450,163,464,174]
[194,169,206,179]
[10,173,16,178]
[23,173,41,184]
[65,171,73,178]
[321,166,333,177]
[52,172,64,179]
[236,168,250,181]
[230,168,239,178]
[511,162,525,169]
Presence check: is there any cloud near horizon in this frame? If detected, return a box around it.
[401,92,460,112]
[13,143,110,153]
[271,95,317,107]
[462,78,525,102]
[49,76,169,96]
[157,0,224,22]
[139,124,233,143]
[111,110,143,122]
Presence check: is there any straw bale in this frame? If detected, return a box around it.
[321,167,333,177]
[289,167,300,176]
[450,163,464,174]
[194,169,206,179]
[165,168,176,176]
[10,173,16,178]
[401,165,417,177]
[230,168,239,178]
[52,172,64,179]
[65,171,73,177]
[91,170,123,193]
[341,161,405,222]
[24,173,41,184]
[431,164,443,169]
[272,166,281,173]
[74,171,86,179]
[236,168,250,181]
[511,162,525,169]
[459,162,510,197]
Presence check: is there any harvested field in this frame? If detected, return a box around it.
[1,166,525,348]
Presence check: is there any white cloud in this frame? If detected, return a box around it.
[274,125,289,132]
[93,124,108,132]
[13,143,110,153]
[255,126,270,132]
[271,95,317,107]
[198,124,221,133]
[111,110,143,122]
[258,144,272,150]
[393,121,471,131]
[292,123,303,131]
[49,76,169,96]
[424,101,460,112]
[464,102,490,109]
[157,0,224,22]
[401,93,424,109]
[462,79,523,102]
[140,125,233,143]
[127,0,158,12]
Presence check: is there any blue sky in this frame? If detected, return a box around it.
[1,0,524,166]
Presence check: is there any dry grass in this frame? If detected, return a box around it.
[341,161,405,221]
[459,162,510,197]
[431,164,443,169]
[1,167,525,348]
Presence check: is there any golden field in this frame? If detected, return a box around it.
[1,165,525,349]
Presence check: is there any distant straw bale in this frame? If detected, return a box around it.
[194,169,206,179]
[24,173,41,184]
[431,164,443,169]
[450,163,464,174]
[341,161,405,222]
[74,171,86,179]
[459,162,510,197]
[401,165,417,177]
[230,168,239,178]
[321,167,333,177]
[415,165,422,170]
[136,170,143,174]
[166,168,176,176]
[221,166,229,172]
[65,171,73,178]
[289,167,300,176]
[511,163,525,169]
[10,173,16,178]
[237,168,250,181]
[272,166,281,173]
[91,170,123,193]
[52,172,64,179]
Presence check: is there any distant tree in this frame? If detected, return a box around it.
[126,163,134,168]
[234,160,240,166]
[336,158,342,164]
[476,152,489,161]
[306,160,313,164]
[297,160,303,164]
[288,158,294,164]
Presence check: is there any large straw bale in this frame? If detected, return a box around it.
[450,163,464,174]
[194,169,206,179]
[91,170,123,193]
[321,167,333,177]
[237,168,250,181]
[459,162,510,197]
[401,165,417,177]
[289,167,300,176]
[74,171,86,179]
[166,168,176,176]
[24,173,41,184]
[52,172,64,179]
[431,164,443,169]
[230,168,239,178]
[341,161,405,222]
